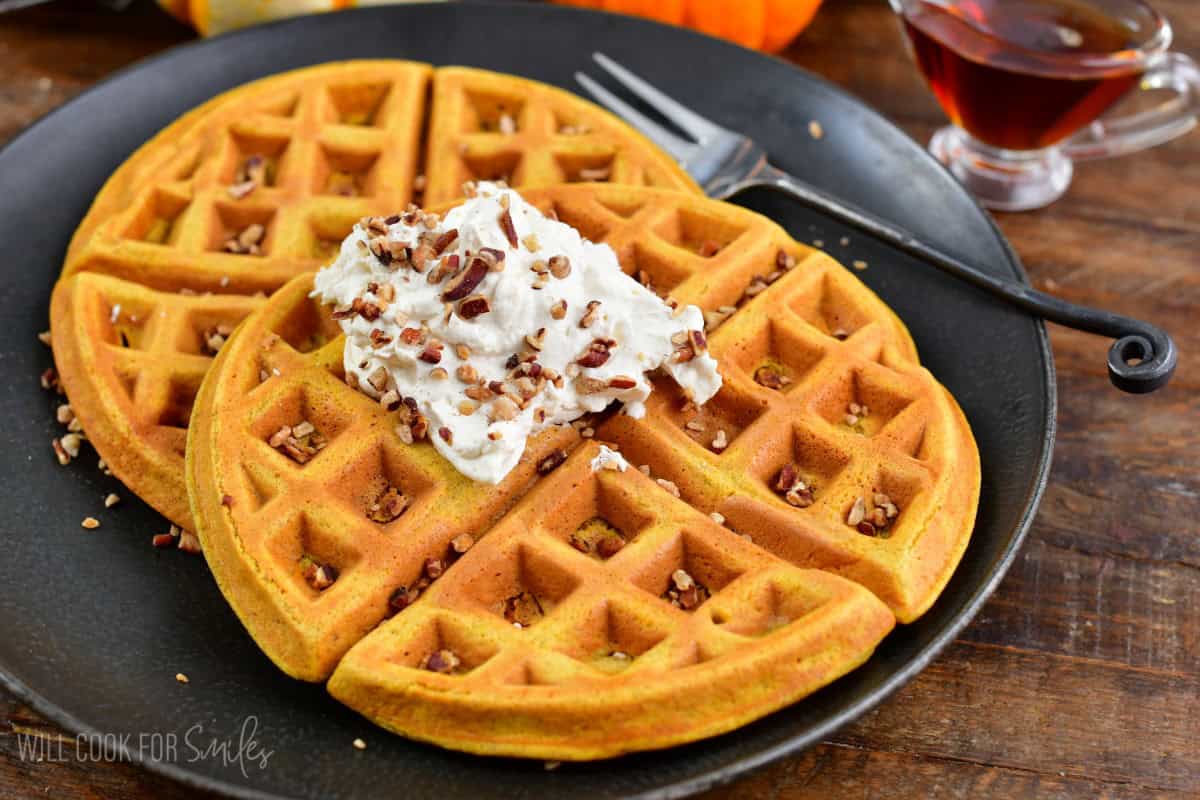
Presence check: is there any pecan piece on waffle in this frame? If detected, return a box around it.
[503,591,545,627]
[227,153,269,198]
[537,449,568,475]
[268,421,327,464]
[367,485,409,523]
[844,402,870,430]
[223,223,266,255]
[579,300,601,329]
[754,364,791,391]
[663,569,710,611]
[578,165,611,181]
[420,649,462,674]
[847,491,899,537]
[774,463,815,508]
[201,324,234,355]
[302,561,338,591]
[387,586,420,616]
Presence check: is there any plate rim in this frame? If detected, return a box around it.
[0,4,1057,798]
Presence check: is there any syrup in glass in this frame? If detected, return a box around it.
[904,0,1145,150]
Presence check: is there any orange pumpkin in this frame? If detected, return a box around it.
[550,0,823,52]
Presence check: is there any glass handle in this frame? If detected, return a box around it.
[1063,52,1200,162]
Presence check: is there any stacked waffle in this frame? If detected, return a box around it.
[47,63,979,760]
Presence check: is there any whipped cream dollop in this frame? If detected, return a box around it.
[312,183,721,483]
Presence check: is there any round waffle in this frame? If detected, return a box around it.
[50,60,698,528]
[186,185,979,759]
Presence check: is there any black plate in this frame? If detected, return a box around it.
[0,3,1055,798]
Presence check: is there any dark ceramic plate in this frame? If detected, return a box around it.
[0,3,1055,798]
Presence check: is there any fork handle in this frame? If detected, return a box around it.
[743,165,1177,394]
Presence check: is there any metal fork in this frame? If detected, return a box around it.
[576,52,1176,394]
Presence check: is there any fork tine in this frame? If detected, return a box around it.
[591,52,726,143]
[573,72,698,164]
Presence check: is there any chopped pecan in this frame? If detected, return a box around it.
[458,294,491,319]
[387,585,419,615]
[421,649,461,673]
[537,449,568,474]
[511,377,536,401]
[574,375,608,394]
[489,395,519,422]
[578,165,611,181]
[672,343,696,363]
[379,390,402,411]
[576,339,612,368]
[664,569,709,610]
[302,561,338,591]
[366,366,389,392]
[579,300,601,328]
[774,464,798,492]
[499,208,519,248]
[224,223,266,255]
[427,253,461,284]
[442,257,488,301]
[367,486,409,523]
[547,255,571,279]
[464,384,493,402]
[503,591,544,627]
[525,328,546,351]
[432,228,459,255]
[846,497,867,527]
[478,247,507,270]
[419,340,444,364]
[754,364,790,390]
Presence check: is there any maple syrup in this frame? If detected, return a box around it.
[903,0,1145,150]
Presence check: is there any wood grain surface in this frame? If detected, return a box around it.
[1,1,1196,798]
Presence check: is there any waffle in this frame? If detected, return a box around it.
[185,185,979,758]
[49,60,697,528]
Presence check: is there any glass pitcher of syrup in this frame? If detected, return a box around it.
[892,0,1200,210]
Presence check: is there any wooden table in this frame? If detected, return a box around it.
[1,1,1196,797]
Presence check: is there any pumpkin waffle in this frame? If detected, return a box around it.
[50,60,697,528]
[185,185,978,758]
